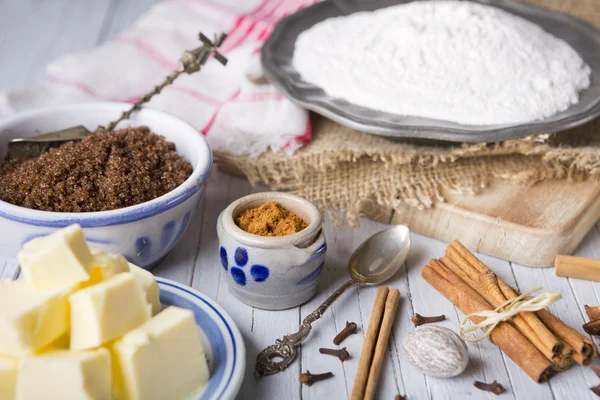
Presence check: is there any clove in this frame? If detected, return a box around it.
[333,321,358,345]
[474,380,505,395]
[395,395,407,400]
[299,370,334,386]
[411,313,446,327]
[319,347,350,361]
[592,384,600,397]
[584,305,600,336]
[586,305,600,321]
[583,319,600,336]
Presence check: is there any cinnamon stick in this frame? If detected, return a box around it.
[446,245,481,280]
[424,262,554,383]
[448,240,488,274]
[476,270,554,360]
[535,309,597,366]
[448,243,565,365]
[449,240,594,366]
[586,305,600,321]
[351,286,389,400]
[440,255,545,355]
[439,256,491,301]
[555,255,600,282]
[497,280,564,357]
[364,289,400,400]
[553,344,575,371]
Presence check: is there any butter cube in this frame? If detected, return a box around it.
[35,333,70,355]
[70,273,151,350]
[114,307,209,400]
[18,225,93,290]
[16,349,111,400]
[0,281,69,357]
[0,355,18,400]
[88,250,130,285]
[129,264,161,315]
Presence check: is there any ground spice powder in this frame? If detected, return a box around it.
[235,201,307,236]
[0,126,192,212]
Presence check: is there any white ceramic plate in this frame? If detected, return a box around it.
[157,278,245,400]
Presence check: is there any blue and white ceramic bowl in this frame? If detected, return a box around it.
[0,103,212,269]
[217,192,327,310]
[157,278,245,400]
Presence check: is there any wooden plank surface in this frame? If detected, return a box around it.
[1,1,600,399]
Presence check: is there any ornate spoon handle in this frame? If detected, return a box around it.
[254,279,356,377]
[106,32,228,131]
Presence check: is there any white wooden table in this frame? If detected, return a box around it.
[1,1,600,399]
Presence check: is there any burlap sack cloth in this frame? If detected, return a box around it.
[216,0,600,224]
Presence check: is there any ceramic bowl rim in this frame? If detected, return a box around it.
[220,192,322,249]
[0,103,212,228]
[156,277,246,400]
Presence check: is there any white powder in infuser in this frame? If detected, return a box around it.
[292,1,592,126]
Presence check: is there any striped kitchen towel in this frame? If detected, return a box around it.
[0,0,315,157]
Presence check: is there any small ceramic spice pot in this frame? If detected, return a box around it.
[217,192,327,310]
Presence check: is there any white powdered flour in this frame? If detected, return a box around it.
[292,1,591,125]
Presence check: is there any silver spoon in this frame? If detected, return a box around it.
[255,225,411,377]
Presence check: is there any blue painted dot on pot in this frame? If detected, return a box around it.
[171,211,192,246]
[160,220,176,250]
[250,265,269,282]
[231,267,246,286]
[220,247,228,271]
[135,236,152,261]
[295,262,324,286]
[305,243,328,264]
[234,247,248,267]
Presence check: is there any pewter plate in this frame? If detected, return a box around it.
[261,0,600,143]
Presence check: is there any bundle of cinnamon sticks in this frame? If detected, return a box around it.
[422,240,597,383]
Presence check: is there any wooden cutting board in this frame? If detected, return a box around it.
[380,178,600,267]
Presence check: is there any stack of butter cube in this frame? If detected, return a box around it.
[0,225,209,400]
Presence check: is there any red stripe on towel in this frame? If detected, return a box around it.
[234,92,284,102]
[259,0,284,23]
[220,0,271,52]
[201,88,242,135]
[122,95,142,103]
[281,118,312,150]
[247,0,272,18]
[223,0,283,53]
[257,26,271,42]
[167,86,222,106]
[223,21,258,53]
[48,77,100,98]
[115,37,179,70]
[296,119,313,143]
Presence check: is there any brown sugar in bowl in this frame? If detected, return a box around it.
[0,126,193,213]
[0,103,212,269]
[217,192,327,310]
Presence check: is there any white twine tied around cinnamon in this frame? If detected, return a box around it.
[459,287,562,342]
